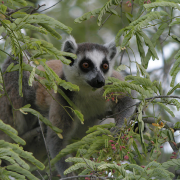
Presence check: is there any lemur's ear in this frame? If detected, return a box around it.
[104,41,117,60]
[62,36,78,53]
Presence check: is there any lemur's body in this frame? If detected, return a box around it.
[0,36,136,177]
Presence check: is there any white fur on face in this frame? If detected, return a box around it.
[85,50,105,71]
[85,50,115,78]
[63,48,115,91]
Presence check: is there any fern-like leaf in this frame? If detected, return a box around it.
[0,120,26,145]
[74,8,101,23]
[97,0,121,26]
[64,163,89,175]
[156,102,175,117]
[0,140,45,170]
[167,83,180,95]
[144,2,180,11]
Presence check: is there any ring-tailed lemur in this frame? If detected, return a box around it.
[0,36,136,177]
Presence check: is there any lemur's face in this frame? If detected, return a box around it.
[62,36,117,89]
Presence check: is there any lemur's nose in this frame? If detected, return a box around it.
[88,71,105,88]
[96,76,105,88]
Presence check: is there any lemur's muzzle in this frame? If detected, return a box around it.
[88,71,105,88]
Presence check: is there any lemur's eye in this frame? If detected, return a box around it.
[82,62,89,69]
[103,63,108,70]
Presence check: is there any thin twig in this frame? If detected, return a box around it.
[37,115,52,180]
[0,49,15,60]
[103,95,180,120]
[30,4,46,14]
[138,116,180,131]
[38,0,63,13]
[99,5,119,30]
[81,156,94,172]
[36,170,45,180]
[6,6,33,16]
[120,0,124,27]
[130,0,134,14]
[119,49,125,65]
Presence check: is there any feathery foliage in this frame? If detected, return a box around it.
[1,0,180,179]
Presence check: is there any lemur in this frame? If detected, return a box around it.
[0,36,136,177]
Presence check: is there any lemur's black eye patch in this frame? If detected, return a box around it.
[65,56,74,66]
[101,58,109,73]
[79,58,94,72]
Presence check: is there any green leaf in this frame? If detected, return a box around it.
[115,27,133,46]
[174,122,180,129]
[121,28,134,47]
[138,30,159,60]
[156,102,175,117]
[86,123,115,133]
[20,24,48,34]
[39,23,62,40]
[7,165,39,180]
[167,83,180,95]
[3,170,26,180]
[133,140,142,160]
[129,11,168,29]
[15,14,72,34]
[28,67,35,87]
[136,62,150,78]
[0,4,7,13]
[170,67,180,87]
[51,141,85,166]
[6,62,15,72]
[74,8,101,23]
[144,23,168,68]
[0,140,45,170]
[171,34,180,42]
[168,99,180,110]
[136,32,145,66]
[144,2,180,11]
[97,0,121,26]
[57,88,79,110]
[116,64,126,72]
[73,109,84,124]
[0,120,26,145]
[11,11,27,18]
[162,158,180,169]
[64,163,89,175]
[108,8,119,16]
[20,107,62,134]
[0,148,29,170]
[170,58,180,76]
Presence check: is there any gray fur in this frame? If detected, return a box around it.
[0,56,47,163]
[0,37,136,177]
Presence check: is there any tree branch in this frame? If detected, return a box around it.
[104,95,180,121]
[38,0,63,13]
[141,116,178,130]
[30,4,46,14]
[6,4,46,16]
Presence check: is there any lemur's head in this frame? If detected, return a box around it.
[62,36,117,89]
